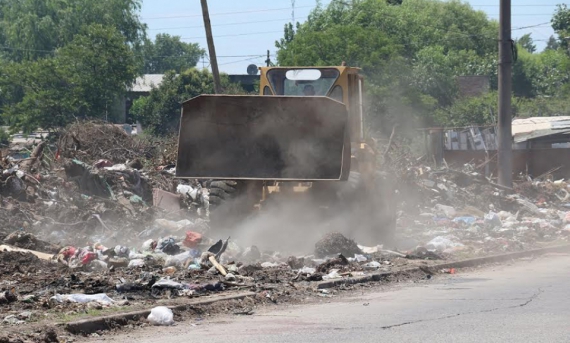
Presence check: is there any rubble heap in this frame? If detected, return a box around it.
[396,164,570,257]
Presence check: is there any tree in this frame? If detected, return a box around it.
[1,25,138,132]
[545,35,560,51]
[131,69,244,136]
[275,0,499,130]
[0,0,146,62]
[517,33,536,53]
[552,4,570,51]
[142,34,205,74]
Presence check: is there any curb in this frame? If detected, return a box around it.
[62,244,570,335]
[316,243,570,289]
[63,291,256,335]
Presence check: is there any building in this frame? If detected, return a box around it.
[426,116,570,179]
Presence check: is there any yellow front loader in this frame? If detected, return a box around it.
[176,66,395,244]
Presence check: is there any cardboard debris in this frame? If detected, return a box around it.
[0,244,53,261]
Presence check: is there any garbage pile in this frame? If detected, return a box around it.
[0,122,206,249]
[0,229,428,330]
[396,164,570,258]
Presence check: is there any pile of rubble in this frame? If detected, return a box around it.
[2,122,570,336]
[0,122,205,249]
[0,122,430,334]
[396,164,570,258]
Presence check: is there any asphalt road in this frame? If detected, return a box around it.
[88,254,570,343]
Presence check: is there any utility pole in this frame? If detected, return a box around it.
[200,0,222,94]
[265,50,271,67]
[498,0,512,187]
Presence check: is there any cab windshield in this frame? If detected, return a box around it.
[267,68,340,96]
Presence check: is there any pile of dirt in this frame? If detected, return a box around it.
[0,250,53,275]
[314,232,362,258]
[3,232,61,254]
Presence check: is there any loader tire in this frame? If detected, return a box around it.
[208,180,238,206]
[207,180,261,231]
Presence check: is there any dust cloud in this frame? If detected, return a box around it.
[210,174,396,256]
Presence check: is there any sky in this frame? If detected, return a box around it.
[139,0,562,75]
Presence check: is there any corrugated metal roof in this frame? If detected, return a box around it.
[512,116,570,143]
[130,74,166,93]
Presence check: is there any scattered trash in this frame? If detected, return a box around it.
[322,269,342,280]
[147,306,174,326]
[51,293,114,305]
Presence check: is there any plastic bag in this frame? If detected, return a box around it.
[363,261,382,269]
[354,254,368,262]
[128,259,145,268]
[89,260,108,272]
[164,251,193,267]
[484,212,502,228]
[176,184,198,200]
[426,236,464,252]
[51,293,114,305]
[147,306,174,326]
[141,239,157,252]
[322,269,342,280]
[152,278,185,290]
[298,266,316,274]
[157,237,181,255]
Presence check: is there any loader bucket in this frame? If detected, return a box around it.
[176,95,348,180]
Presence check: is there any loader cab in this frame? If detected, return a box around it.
[259,66,364,143]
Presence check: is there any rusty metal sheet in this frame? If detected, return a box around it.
[176,95,348,180]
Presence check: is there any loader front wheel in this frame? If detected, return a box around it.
[207,180,262,231]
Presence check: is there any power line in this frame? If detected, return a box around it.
[148,16,309,31]
[512,22,551,31]
[141,5,320,20]
[218,56,267,66]
[181,30,284,40]
[0,44,268,60]
[470,4,560,7]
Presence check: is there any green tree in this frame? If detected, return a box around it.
[131,69,244,136]
[546,35,560,51]
[275,0,499,130]
[0,0,146,62]
[2,25,137,132]
[142,34,205,74]
[552,4,570,51]
[517,33,536,53]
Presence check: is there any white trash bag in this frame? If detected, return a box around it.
[147,306,174,326]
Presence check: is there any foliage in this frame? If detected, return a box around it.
[1,25,137,132]
[552,4,570,51]
[142,34,205,74]
[275,0,570,131]
[517,33,536,54]
[0,127,10,146]
[275,0,499,133]
[0,0,146,62]
[130,69,246,136]
[0,0,148,131]
[546,36,560,51]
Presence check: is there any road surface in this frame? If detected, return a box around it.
[87,254,570,343]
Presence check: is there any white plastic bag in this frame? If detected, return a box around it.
[51,293,114,305]
[354,254,368,262]
[363,261,381,270]
[322,269,342,280]
[164,251,193,267]
[147,306,174,326]
[298,266,316,274]
[128,259,145,268]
